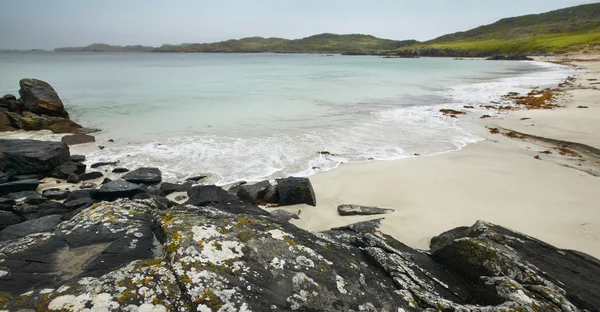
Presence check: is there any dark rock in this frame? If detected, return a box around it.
[70,154,86,162]
[276,177,316,206]
[0,197,15,206]
[236,180,271,204]
[174,195,187,201]
[140,184,165,196]
[159,182,188,195]
[52,162,86,179]
[42,188,71,200]
[186,184,231,206]
[486,54,534,61]
[6,191,46,205]
[90,161,118,169]
[64,197,96,211]
[80,171,103,181]
[186,174,208,182]
[269,209,300,222]
[107,139,114,142]
[0,109,16,131]
[64,190,91,203]
[0,179,39,196]
[66,173,80,184]
[0,171,10,184]
[90,179,144,201]
[331,218,385,233]
[0,214,62,241]
[122,167,162,184]
[79,182,97,189]
[263,183,279,203]
[132,193,170,209]
[227,180,247,195]
[0,139,70,176]
[0,204,13,212]
[0,210,23,229]
[19,78,68,117]
[11,174,44,181]
[112,167,129,173]
[337,204,394,216]
[61,133,95,146]
[101,178,112,184]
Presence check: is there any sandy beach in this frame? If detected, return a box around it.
[282,55,600,259]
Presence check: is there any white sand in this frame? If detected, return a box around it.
[282,57,600,259]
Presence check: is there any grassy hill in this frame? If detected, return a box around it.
[154,34,418,53]
[55,43,154,52]
[393,2,600,56]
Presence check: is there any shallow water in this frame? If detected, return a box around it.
[0,52,573,184]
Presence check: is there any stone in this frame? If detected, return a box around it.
[236,180,271,204]
[18,78,68,117]
[101,178,112,184]
[112,167,129,173]
[11,174,44,181]
[91,161,118,169]
[80,171,103,181]
[122,167,162,184]
[6,191,46,205]
[186,174,208,182]
[64,197,96,211]
[0,139,70,176]
[186,184,231,206]
[42,188,71,200]
[64,190,91,203]
[0,197,15,206]
[337,204,395,216]
[0,210,23,229]
[0,109,15,131]
[263,183,279,203]
[159,182,188,195]
[70,154,86,162]
[0,214,62,241]
[0,171,10,184]
[174,195,187,201]
[486,54,534,61]
[66,173,80,184]
[90,179,144,201]
[0,179,39,196]
[269,209,300,222]
[276,177,316,206]
[61,133,95,145]
[227,180,247,195]
[132,193,170,210]
[51,162,86,179]
[79,182,97,189]
[5,110,80,134]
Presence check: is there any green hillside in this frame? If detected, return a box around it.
[393,2,600,56]
[55,43,154,52]
[154,34,418,53]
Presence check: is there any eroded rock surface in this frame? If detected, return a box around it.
[337,204,395,216]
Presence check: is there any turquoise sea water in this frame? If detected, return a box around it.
[0,52,572,184]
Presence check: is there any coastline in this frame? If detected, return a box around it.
[283,55,600,259]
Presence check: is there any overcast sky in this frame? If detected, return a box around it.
[0,0,597,49]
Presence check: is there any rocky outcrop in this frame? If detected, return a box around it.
[1,79,83,133]
[90,179,145,201]
[0,139,71,177]
[486,54,534,61]
[61,133,95,146]
[236,180,271,204]
[337,204,394,216]
[277,177,316,206]
[122,167,162,184]
[0,179,39,196]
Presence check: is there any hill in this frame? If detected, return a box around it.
[55,43,154,52]
[393,2,600,56]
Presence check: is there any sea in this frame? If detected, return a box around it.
[0,52,574,184]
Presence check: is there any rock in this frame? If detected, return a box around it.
[101,178,112,184]
[186,184,231,206]
[269,209,300,222]
[174,195,187,201]
[18,78,68,117]
[276,177,316,206]
[66,173,80,183]
[90,179,144,201]
[42,188,71,200]
[5,110,81,133]
[0,139,70,176]
[439,109,466,116]
[64,189,91,203]
[132,193,170,210]
[227,180,247,194]
[0,179,39,196]
[486,54,534,61]
[112,167,129,173]
[0,210,23,229]
[80,171,103,181]
[11,174,44,181]
[186,174,208,182]
[159,182,188,195]
[141,184,165,196]
[63,197,96,212]
[236,180,271,204]
[263,183,279,203]
[6,191,46,205]
[122,167,162,184]
[51,162,86,179]
[90,161,118,169]
[61,133,95,145]
[0,109,15,131]
[70,154,86,162]
[0,171,10,184]
[0,214,62,241]
[337,204,395,216]
[79,182,97,189]
[0,197,15,206]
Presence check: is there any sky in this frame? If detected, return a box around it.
[0,0,597,49]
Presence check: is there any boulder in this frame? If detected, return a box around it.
[90,179,144,201]
[0,139,70,176]
[122,167,162,184]
[6,191,46,205]
[61,133,95,145]
[11,174,44,181]
[132,193,170,210]
[337,204,395,216]
[159,182,189,195]
[236,180,271,204]
[112,167,129,173]
[0,210,23,229]
[0,110,15,131]
[64,189,91,203]
[79,182,97,189]
[51,162,86,179]
[80,171,103,181]
[18,78,68,117]
[0,179,39,196]
[186,184,231,206]
[0,214,62,241]
[227,180,247,195]
[5,111,81,133]
[0,197,15,206]
[263,183,279,203]
[91,161,118,169]
[67,173,80,183]
[70,154,86,162]
[42,188,71,200]
[269,209,300,222]
[0,171,10,184]
[64,197,96,212]
[276,177,316,206]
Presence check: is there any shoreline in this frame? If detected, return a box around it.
[282,55,600,258]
